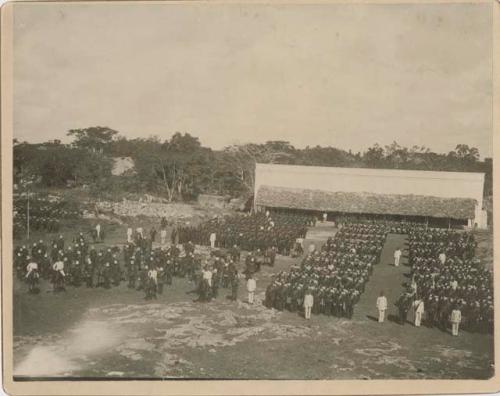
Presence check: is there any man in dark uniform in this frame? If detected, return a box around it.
[128,259,138,289]
[229,244,241,263]
[165,259,173,285]
[396,293,410,325]
[230,269,239,301]
[157,266,166,295]
[150,227,157,243]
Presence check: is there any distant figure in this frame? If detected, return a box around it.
[150,227,157,243]
[410,279,418,295]
[304,289,314,320]
[265,210,270,217]
[394,248,402,267]
[396,293,410,325]
[127,227,133,243]
[136,227,144,239]
[160,229,167,245]
[25,260,39,293]
[323,213,328,222]
[450,279,458,291]
[95,223,101,241]
[376,291,387,323]
[52,260,66,292]
[230,270,239,301]
[202,266,213,287]
[439,252,446,265]
[146,267,158,300]
[413,299,424,327]
[209,232,217,249]
[450,306,462,336]
[246,274,256,304]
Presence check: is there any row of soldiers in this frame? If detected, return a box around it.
[177,211,311,254]
[402,228,493,333]
[14,231,183,293]
[17,234,125,290]
[13,196,81,238]
[16,226,248,302]
[264,223,385,317]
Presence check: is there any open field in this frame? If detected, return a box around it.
[12,213,494,380]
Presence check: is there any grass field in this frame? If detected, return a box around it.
[12,214,495,380]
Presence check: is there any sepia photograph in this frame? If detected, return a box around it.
[1,0,498,394]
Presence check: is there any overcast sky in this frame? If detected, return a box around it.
[13,2,493,157]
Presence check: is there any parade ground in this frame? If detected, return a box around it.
[13,220,494,380]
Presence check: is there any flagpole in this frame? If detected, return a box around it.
[27,188,30,241]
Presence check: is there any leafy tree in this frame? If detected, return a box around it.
[67,126,119,153]
[220,142,294,193]
[363,144,386,168]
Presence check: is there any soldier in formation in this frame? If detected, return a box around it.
[265,222,385,318]
[177,211,314,255]
[396,227,492,334]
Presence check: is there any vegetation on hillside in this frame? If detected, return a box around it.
[13,127,492,202]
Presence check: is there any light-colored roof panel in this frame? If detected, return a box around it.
[255,163,485,181]
[254,163,485,205]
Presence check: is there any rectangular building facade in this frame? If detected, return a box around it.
[254,163,487,228]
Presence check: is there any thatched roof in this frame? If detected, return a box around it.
[256,185,476,219]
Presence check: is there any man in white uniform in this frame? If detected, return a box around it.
[450,307,462,336]
[394,248,402,267]
[25,260,38,278]
[209,232,217,249]
[439,252,446,265]
[246,274,256,304]
[303,290,314,320]
[53,260,65,276]
[376,291,387,323]
[136,227,144,239]
[127,227,133,243]
[202,267,213,287]
[148,267,158,284]
[160,229,167,245]
[414,299,425,327]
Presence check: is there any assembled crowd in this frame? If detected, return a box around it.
[16,222,247,302]
[13,196,81,238]
[264,223,386,317]
[398,228,493,334]
[177,211,313,254]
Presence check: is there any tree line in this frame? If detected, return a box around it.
[13,126,492,201]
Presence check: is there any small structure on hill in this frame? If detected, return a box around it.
[112,157,136,176]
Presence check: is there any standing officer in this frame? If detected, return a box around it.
[376,291,387,323]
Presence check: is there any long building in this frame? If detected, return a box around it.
[254,163,487,228]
